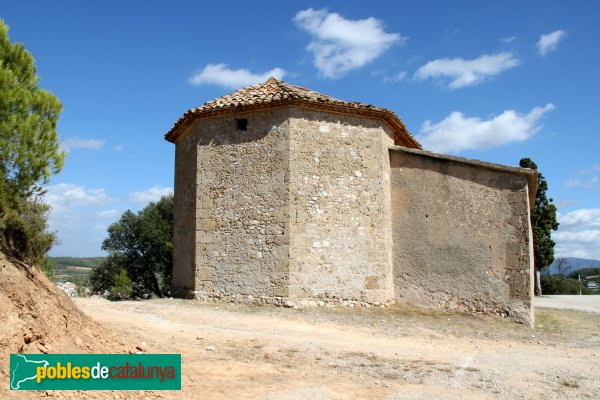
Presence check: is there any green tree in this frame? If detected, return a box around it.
[110,268,133,299]
[89,194,174,297]
[520,158,559,295]
[0,20,64,263]
[0,20,65,200]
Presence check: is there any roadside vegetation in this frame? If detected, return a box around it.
[540,257,599,295]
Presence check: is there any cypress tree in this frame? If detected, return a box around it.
[520,158,559,294]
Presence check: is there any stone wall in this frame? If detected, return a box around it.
[172,110,291,299]
[389,147,534,325]
[172,127,197,292]
[171,107,535,324]
[287,109,395,303]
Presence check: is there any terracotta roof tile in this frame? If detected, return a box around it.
[165,78,421,148]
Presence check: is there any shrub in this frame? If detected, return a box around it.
[110,268,133,300]
[541,275,591,295]
[40,256,53,280]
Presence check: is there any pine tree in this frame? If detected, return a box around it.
[0,19,64,263]
[0,19,65,201]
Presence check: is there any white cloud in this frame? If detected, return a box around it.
[577,164,600,176]
[44,183,110,211]
[414,52,520,89]
[564,164,600,190]
[417,103,555,153]
[189,64,286,89]
[293,8,404,78]
[94,224,109,231]
[565,176,599,190]
[501,36,516,43]
[555,199,577,209]
[129,186,173,205]
[558,208,600,228]
[384,71,407,82]
[537,30,566,56]
[96,209,120,219]
[113,145,124,152]
[555,208,600,259]
[42,183,114,257]
[61,137,105,151]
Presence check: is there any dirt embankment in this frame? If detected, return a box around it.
[0,252,134,399]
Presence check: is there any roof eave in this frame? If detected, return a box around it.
[164,100,421,149]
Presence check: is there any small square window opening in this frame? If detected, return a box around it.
[236,118,248,131]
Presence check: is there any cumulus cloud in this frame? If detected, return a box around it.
[61,137,105,151]
[417,103,555,153]
[414,52,520,89]
[189,64,286,89]
[129,186,173,205]
[293,8,404,78]
[96,209,120,219]
[555,208,600,259]
[559,208,600,228]
[537,30,566,56]
[42,183,115,256]
[501,36,516,43]
[44,183,110,212]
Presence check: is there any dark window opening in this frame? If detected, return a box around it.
[236,118,248,131]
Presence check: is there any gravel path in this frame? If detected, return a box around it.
[535,295,600,313]
[71,297,600,399]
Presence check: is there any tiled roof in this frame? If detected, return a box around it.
[165,78,421,148]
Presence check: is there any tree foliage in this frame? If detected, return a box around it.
[0,196,55,264]
[89,195,174,298]
[519,158,559,271]
[0,19,63,263]
[0,20,64,201]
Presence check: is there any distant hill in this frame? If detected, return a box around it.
[48,257,105,269]
[547,257,600,275]
[47,257,105,284]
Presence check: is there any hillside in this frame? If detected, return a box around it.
[48,256,105,268]
[547,257,600,275]
[0,251,129,398]
[48,256,104,285]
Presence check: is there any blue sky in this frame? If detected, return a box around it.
[2,1,599,259]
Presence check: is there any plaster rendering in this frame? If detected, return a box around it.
[166,78,537,325]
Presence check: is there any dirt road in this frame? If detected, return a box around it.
[535,295,600,314]
[73,298,600,399]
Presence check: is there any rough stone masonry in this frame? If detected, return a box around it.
[165,78,537,325]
